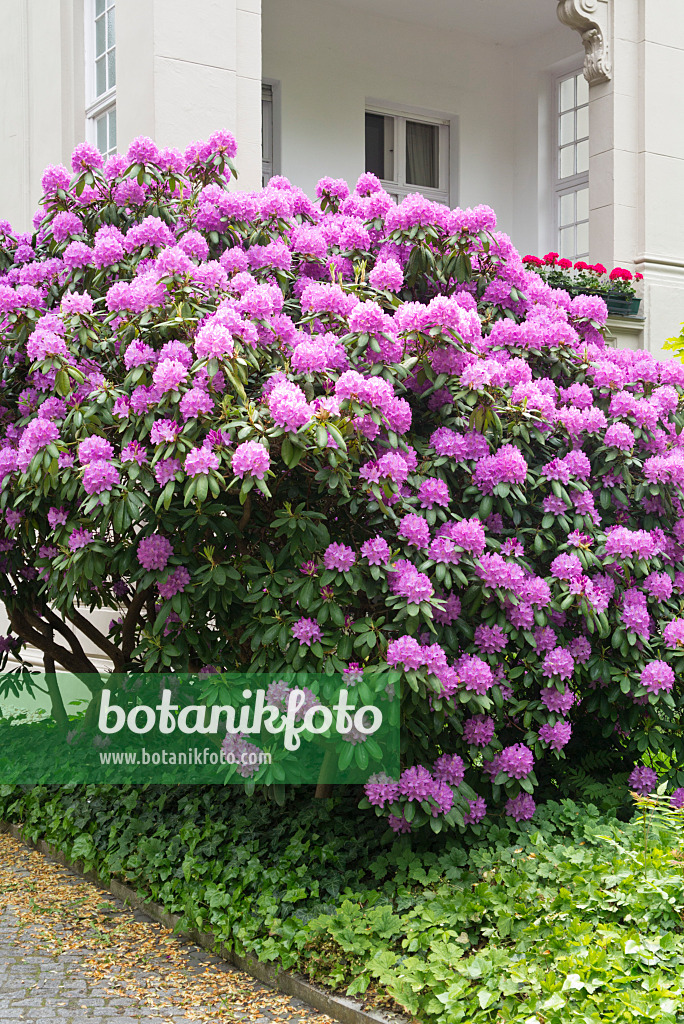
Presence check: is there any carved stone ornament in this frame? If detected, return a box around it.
[557,0,612,84]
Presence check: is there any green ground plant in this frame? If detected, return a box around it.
[2,784,684,1023]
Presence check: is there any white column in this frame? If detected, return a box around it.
[585,1,639,271]
[635,1,684,358]
[0,0,84,232]
[559,0,684,359]
[116,0,262,190]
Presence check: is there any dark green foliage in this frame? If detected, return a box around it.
[2,783,684,1023]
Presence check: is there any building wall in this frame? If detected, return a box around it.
[262,0,581,256]
[116,0,262,190]
[0,0,84,232]
[0,0,262,232]
[638,0,684,356]
[3,0,684,357]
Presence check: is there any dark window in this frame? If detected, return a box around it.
[365,112,387,179]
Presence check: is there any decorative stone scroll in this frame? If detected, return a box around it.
[557,0,612,84]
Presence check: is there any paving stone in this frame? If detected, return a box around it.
[0,839,334,1024]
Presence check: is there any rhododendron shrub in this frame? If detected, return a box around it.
[2,134,684,832]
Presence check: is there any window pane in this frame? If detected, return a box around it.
[559,76,574,112]
[107,7,115,47]
[96,0,105,15]
[108,108,117,153]
[560,226,574,257]
[406,121,439,189]
[559,145,574,179]
[108,48,116,89]
[576,187,589,221]
[95,16,105,57]
[576,139,589,174]
[262,115,272,161]
[559,111,574,146]
[576,221,589,256]
[576,105,589,140]
[96,114,107,153]
[96,57,106,95]
[365,113,388,180]
[560,192,574,226]
[262,84,272,188]
[576,72,589,106]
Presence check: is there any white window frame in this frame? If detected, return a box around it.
[365,101,451,206]
[553,66,589,259]
[85,0,117,159]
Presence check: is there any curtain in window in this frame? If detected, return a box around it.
[406,121,438,189]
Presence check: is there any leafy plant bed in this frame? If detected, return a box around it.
[2,784,684,1023]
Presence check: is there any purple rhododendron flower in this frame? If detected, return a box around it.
[323,543,356,571]
[184,448,219,476]
[138,535,173,571]
[398,514,431,549]
[418,478,450,508]
[629,765,657,795]
[671,787,684,809]
[463,715,495,747]
[291,617,322,647]
[464,797,487,825]
[505,793,536,821]
[499,744,534,779]
[82,460,120,495]
[640,660,675,694]
[232,441,270,480]
[386,635,424,671]
[157,566,190,599]
[542,648,575,681]
[361,537,391,565]
[663,618,684,647]
[538,720,572,750]
[68,528,93,551]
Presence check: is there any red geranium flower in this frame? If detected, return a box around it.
[543,252,559,265]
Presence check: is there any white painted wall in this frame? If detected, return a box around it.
[261,0,580,256]
[0,0,84,231]
[0,0,262,232]
[3,0,684,353]
[117,0,262,191]
[637,0,684,357]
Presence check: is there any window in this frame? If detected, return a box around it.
[365,106,450,204]
[86,0,116,159]
[262,83,274,186]
[554,69,589,259]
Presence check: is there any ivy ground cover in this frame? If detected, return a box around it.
[3,784,684,1024]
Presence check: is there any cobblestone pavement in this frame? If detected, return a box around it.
[0,831,332,1024]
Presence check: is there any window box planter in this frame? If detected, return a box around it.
[606,295,641,317]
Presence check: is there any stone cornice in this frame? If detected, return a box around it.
[557,0,612,85]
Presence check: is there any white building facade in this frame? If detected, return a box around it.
[1,0,684,357]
